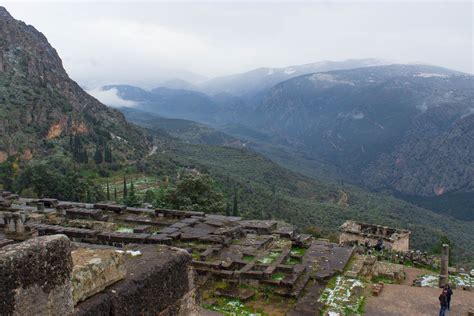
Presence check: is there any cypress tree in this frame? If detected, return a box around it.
[94,146,103,165]
[232,189,239,217]
[225,201,231,216]
[104,145,112,163]
[82,148,88,164]
[123,176,127,199]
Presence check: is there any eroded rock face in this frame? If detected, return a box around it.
[0,234,73,315]
[71,249,126,305]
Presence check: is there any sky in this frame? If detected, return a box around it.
[1,1,472,89]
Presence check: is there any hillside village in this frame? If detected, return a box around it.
[1,192,473,315]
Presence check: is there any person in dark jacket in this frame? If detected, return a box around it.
[444,284,453,310]
[439,289,448,316]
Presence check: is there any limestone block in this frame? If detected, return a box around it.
[71,248,126,305]
[373,261,405,282]
[0,234,73,315]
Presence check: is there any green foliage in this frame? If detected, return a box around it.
[232,189,239,216]
[122,176,128,199]
[124,180,141,207]
[104,145,113,163]
[432,234,455,265]
[14,162,104,202]
[225,201,231,216]
[143,189,155,204]
[160,171,225,213]
[94,145,103,164]
[0,156,18,191]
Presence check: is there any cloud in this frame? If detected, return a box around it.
[3,1,472,88]
[86,87,137,108]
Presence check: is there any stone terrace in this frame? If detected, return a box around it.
[0,193,355,314]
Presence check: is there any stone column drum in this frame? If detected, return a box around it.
[439,244,449,287]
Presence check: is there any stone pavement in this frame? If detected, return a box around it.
[365,283,474,316]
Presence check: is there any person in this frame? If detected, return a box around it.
[375,239,384,252]
[439,289,448,316]
[444,284,453,310]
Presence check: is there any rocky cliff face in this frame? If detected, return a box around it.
[365,113,474,196]
[0,7,148,162]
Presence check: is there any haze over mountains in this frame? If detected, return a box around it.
[100,61,473,221]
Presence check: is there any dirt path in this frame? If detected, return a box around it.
[401,267,428,285]
[365,284,474,316]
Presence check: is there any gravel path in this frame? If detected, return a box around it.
[365,284,474,316]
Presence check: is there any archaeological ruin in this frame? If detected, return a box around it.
[338,220,411,252]
[1,191,472,315]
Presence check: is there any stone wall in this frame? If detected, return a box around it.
[0,234,73,315]
[74,245,199,316]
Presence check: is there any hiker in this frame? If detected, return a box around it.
[444,284,453,310]
[439,289,448,316]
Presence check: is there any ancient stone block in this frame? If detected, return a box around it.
[71,248,126,305]
[0,234,73,315]
[75,245,196,316]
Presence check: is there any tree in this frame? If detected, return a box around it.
[144,189,155,204]
[125,180,141,207]
[106,182,110,200]
[123,176,127,199]
[114,186,118,201]
[104,145,113,163]
[225,201,231,216]
[232,189,239,217]
[162,172,224,213]
[0,157,18,191]
[94,146,103,165]
[433,234,455,265]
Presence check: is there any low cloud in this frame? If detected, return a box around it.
[87,87,137,108]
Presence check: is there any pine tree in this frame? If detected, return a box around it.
[232,189,239,217]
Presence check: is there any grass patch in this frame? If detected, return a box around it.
[272,272,286,281]
[243,255,255,262]
[290,247,306,256]
[203,298,268,316]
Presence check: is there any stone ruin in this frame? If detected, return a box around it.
[0,192,359,315]
[339,220,411,252]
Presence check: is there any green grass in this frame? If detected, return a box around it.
[271,272,286,281]
[243,255,255,262]
[290,247,306,256]
[203,298,268,316]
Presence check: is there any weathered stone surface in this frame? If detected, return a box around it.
[75,245,197,316]
[0,234,73,315]
[71,248,126,305]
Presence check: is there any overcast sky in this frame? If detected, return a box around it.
[2,1,472,88]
